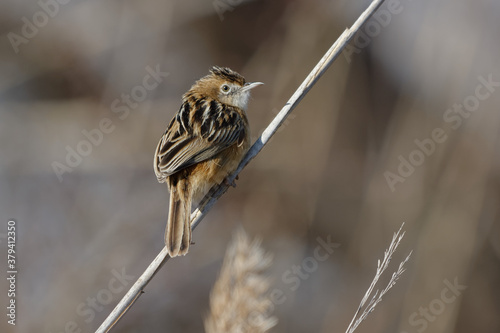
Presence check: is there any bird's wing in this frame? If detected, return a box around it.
[154,100,246,179]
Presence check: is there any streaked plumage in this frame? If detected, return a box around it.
[154,66,262,257]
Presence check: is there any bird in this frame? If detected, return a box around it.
[154,66,263,257]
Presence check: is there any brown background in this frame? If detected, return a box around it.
[0,0,499,332]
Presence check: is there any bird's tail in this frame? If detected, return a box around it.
[166,184,192,257]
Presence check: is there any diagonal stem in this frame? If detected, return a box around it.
[95,0,387,331]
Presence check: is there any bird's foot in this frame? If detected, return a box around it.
[224,176,238,188]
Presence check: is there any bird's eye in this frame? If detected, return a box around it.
[221,84,230,93]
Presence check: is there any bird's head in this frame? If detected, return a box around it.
[189,66,263,111]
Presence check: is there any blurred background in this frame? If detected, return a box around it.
[1,0,499,332]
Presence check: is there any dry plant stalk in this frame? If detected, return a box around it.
[345,223,412,333]
[205,228,277,333]
[95,0,389,331]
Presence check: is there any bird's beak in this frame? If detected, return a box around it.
[241,81,264,92]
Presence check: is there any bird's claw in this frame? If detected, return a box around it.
[224,176,238,188]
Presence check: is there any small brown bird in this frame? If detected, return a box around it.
[154,66,263,257]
